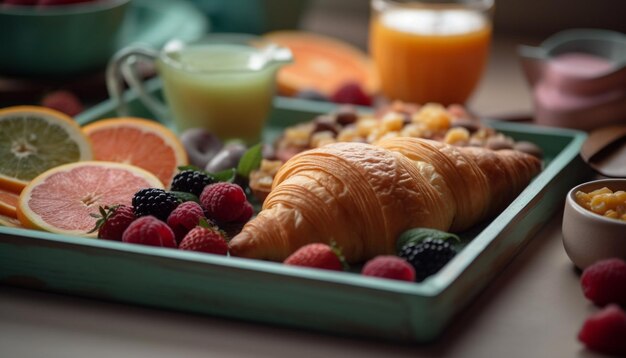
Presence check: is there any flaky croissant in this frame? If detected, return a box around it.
[229,138,541,263]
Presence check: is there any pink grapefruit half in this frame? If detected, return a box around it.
[17,161,163,237]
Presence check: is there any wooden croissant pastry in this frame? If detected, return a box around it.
[229,138,542,263]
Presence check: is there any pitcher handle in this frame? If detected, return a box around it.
[105,46,169,125]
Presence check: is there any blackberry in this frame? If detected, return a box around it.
[132,188,180,221]
[170,170,215,197]
[398,238,457,282]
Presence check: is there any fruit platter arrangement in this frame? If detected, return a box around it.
[0,87,589,341]
[0,28,590,341]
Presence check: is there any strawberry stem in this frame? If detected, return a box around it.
[87,205,120,234]
[329,240,349,271]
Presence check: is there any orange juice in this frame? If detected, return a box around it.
[370,5,492,105]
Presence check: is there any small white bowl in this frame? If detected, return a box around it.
[562,179,626,270]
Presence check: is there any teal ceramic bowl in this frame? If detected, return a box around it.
[0,0,130,77]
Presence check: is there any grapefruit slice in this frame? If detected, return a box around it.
[263,31,379,96]
[82,118,188,188]
[0,106,93,193]
[0,187,19,218]
[17,161,163,237]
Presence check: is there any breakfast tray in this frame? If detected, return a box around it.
[0,84,589,342]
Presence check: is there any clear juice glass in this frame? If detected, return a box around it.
[369,0,493,106]
[107,34,292,145]
[158,39,281,145]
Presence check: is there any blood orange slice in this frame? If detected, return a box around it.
[82,118,188,188]
[17,161,163,237]
[263,31,379,96]
[0,187,19,218]
[0,106,93,193]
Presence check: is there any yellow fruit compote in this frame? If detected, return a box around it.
[575,187,626,222]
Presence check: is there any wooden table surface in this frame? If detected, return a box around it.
[0,6,606,357]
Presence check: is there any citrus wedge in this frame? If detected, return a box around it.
[263,31,379,96]
[0,213,21,228]
[17,161,163,237]
[82,117,188,188]
[0,106,93,192]
[0,186,19,218]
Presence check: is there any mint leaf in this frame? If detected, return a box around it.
[212,168,237,182]
[169,191,199,203]
[237,143,263,178]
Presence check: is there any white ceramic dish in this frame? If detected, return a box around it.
[562,178,626,269]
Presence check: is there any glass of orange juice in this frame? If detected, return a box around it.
[369,0,493,106]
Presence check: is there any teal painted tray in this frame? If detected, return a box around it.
[0,84,590,342]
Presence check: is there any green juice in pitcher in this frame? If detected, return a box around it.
[158,44,279,145]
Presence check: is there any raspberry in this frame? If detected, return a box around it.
[166,201,208,243]
[284,243,345,271]
[179,226,228,255]
[578,304,626,356]
[40,90,84,117]
[581,258,626,307]
[199,182,248,223]
[122,216,176,248]
[235,201,254,223]
[362,255,416,281]
[398,237,457,282]
[215,201,254,239]
[90,205,135,241]
[170,170,215,197]
[330,82,372,107]
[132,188,180,221]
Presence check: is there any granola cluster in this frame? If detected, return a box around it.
[251,102,543,202]
[274,102,542,161]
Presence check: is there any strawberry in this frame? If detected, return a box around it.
[361,255,415,281]
[40,90,84,117]
[89,205,135,241]
[578,304,626,356]
[283,243,346,271]
[179,225,228,255]
[581,258,626,307]
[122,216,177,248]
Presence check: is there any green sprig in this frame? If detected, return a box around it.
[87,205,120,234]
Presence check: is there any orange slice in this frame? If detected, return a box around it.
[17,161,163,237]
[82,117,188,188]
[0,105,93,193]
[263,31,379,96]
[0,187,19,218]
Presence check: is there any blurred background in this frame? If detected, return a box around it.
[299,0,626,117]
[1,0,625,118]
[300,0,626,47]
